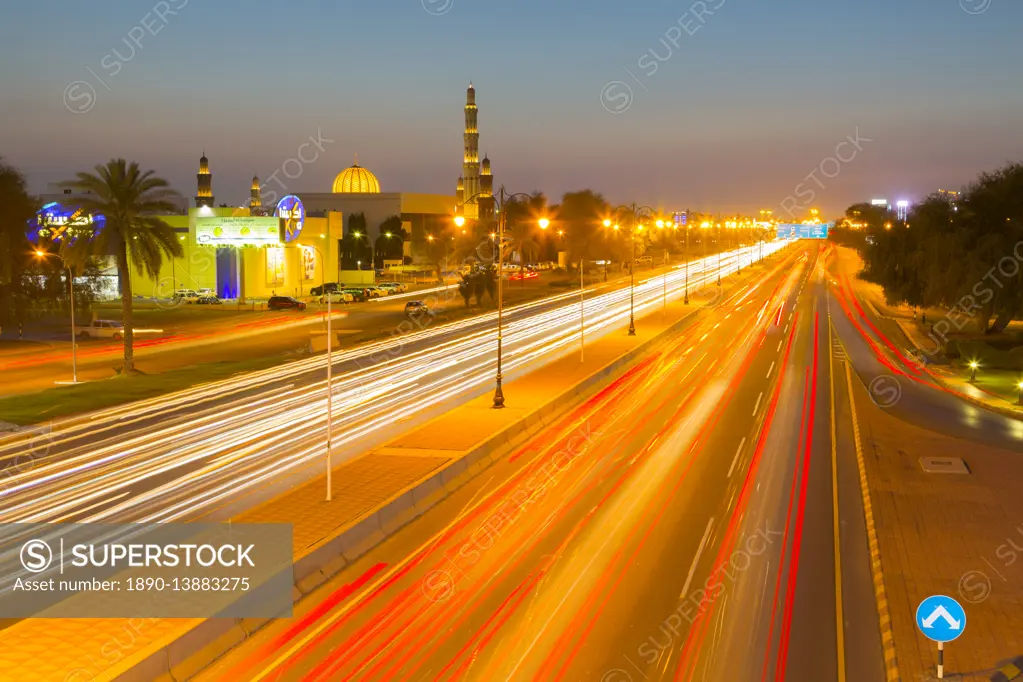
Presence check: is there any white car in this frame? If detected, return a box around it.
[365,287,388,299]
[75,320,125,340]
[173,289,200,303]
[319,291,354,304]
[379,282,408,293]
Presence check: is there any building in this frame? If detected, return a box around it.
[454,83,495,221]
[29,86,478,302]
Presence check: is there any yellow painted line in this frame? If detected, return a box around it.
[828,316,847,682]
[844,360,901,682]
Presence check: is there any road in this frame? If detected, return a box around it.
[0,244,779,532]
[198,242,887,681]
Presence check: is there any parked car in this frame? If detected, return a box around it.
[196,295,222,305]
[173,289,200,303]
[378,282,408,293]
[310,282,340,296]
[508,270,539,281]
[319,291,354,304]
[197,288,215,296]
[267,296,307,311]
[365,287,387,299]
[342,288,368,303]
[404,301,431,317]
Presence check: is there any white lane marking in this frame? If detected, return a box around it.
[784,323,790,333]
[776,340,782,352]
[681,517,715,599]
[752,391,764,416]
[728,437,747,478]
[766,361,775,378]
[700,333,709,343]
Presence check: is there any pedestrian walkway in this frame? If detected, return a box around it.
[848,375,1023,681]
[0,264,764,682]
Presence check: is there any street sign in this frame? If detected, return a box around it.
[776,223,832,240]
[916,595,966,643]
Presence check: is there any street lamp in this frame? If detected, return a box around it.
[611,203,657,336]
[35,249,78,384]
[969,360,979,383]
[454,188,546,408]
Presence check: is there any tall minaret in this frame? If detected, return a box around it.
[195,151,214,208]
[249,174,261,210]
[461,83,480,219]
[479,154,494,221]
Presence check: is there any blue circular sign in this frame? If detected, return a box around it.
[915,595,966,643]
[275,195,305,243]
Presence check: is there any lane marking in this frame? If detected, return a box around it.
[681,517,715,599]
[766,361,775,378]
[844,361,901,682]
[727,437,746,478]
[752,392,763,417]
[829,316,847,682]
[777,340,783,352]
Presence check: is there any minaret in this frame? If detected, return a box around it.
[195,151,214,208]
[249,174,261,210]
[479,154,494,221]
[456,175,465,207]
[461,82,480,219]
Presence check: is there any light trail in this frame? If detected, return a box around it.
[0,244,787,528]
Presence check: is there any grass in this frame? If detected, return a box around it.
[0,355,290,426]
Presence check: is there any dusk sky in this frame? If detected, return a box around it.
[2,0,1021,217]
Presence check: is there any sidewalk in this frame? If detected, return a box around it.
[0,263,766,681]
[848,374,1023,681]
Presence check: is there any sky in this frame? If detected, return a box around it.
[2,0,1022,219]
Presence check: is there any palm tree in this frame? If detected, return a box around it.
[61,159,183,372]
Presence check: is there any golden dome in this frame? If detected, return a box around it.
[332,155,381,193]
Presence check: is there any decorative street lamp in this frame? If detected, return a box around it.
[969,360,979,383]
[454,188,547,409]
[611,203,657,336]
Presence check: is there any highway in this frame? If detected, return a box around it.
[0,244,779,529]
[198,243,885,681]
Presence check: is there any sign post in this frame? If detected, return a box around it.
[915,595,966,679]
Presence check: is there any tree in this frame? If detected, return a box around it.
[502,192,548,281]
[457,266,496,307]
[554,190,608,264]
[0,159,37,331]
[374,215,408,269]
[60,159,183,372]
[341,213,373,270]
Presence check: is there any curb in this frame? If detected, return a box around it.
[111,284,727,681]
[845,361,901,682]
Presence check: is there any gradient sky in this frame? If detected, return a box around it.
[2,0,1021,218]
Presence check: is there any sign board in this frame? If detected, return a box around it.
[673,211,687,227]
[275,195,305,243]
[195,216,282,246]
[776,223,832,240]
[916,595,965,643]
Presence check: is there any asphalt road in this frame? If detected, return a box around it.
[197,243,887,682]
[0,245,778,532]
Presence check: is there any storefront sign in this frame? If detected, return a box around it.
[195,217,282,246]
[275,196,305,243]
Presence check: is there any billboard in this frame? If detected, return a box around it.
[195,216,282,246]
[275,195,305,243]
[776,223,832,240]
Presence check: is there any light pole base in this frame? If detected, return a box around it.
[628,318,636,336]
[684,295,689,305]
[492,380,505,409]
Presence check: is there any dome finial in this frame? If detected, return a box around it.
[353,152,359,167]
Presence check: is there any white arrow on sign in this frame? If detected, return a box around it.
[922,605,962,630]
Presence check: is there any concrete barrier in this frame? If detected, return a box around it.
[119,282,726,681]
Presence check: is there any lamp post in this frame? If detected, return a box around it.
[969,360,979,383]
[579,255,585,362]
[683,222,690,305]
[325,277,334,501]
[716,223,722,286]
[455,188,548,409]
[656,219,668,318]
[612,203,657,336]
[35,250,77,384]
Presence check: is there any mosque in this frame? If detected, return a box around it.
[32,84,494,302]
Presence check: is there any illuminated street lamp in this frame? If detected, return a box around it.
[969,360,979,383]
[1017,380,1023,405]
[454,188,547,408]
[34,249,78,384]
[611,203,657,336]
